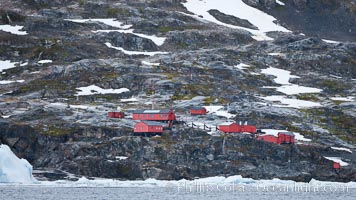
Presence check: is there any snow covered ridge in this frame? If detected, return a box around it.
[65,18,132,29]
[75,85,130,96]
[182,0,290,41]
[0,25,27,35]
[105,43,169,56]
[0,144,37,183]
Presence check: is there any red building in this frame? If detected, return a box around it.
[257,135,279,143]
[218,122,257,133]
[333,162,341,169]
[190,106,207,115]
[258,132,295,144]
[134,121,164,134]
[132,109,176,121]
[219,122,241,133]
[108,111,125,118]
[241,125,257,134]
[278,132,295,144]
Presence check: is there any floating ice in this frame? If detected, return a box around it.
[0,144,37,183]
[24,175,356,189]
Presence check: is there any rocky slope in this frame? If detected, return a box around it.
[0,0,355,182]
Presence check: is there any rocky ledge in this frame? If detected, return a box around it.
[1,120,355,182]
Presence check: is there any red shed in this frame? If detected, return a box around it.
[132,109,176,121]
[190,106,207,115]
[108,111,125,118]
[218,122,242,133]
[278,132,295,144]
[333,162,341,169]
[134,121,164,133]
[257,135,279,144]
[219,122,257,134]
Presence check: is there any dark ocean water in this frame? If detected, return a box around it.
[0,186,355,200]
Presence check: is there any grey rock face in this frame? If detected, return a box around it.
[293,0,308,9]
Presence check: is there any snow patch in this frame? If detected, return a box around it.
[141,61,160,66]
[277,85,322,95]
[121,97,139,102]
[0,60,18,72]
[322,39,341,44]
[0,25,27,35]
[93,29,166,46]
[182,0,290,41]
[75,85,130,96]
[38,60,53,64]
[331,147,352,153]
[0,144,37,183]
[268,52,286,57]
[260,95,322,109]
[116,156,128,160]
[330,97,354,102]
[0,80,24,84]
[65,18,132,29]
[261,67,299,85]
[324,157,349,166]
[204,105,235,119]
[20,62,28,66]
[276,0,285,6]
[234,63,250,70]
[261,66,322,95]
[105,43,169,56]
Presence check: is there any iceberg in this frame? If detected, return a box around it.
[0,144,37,183]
